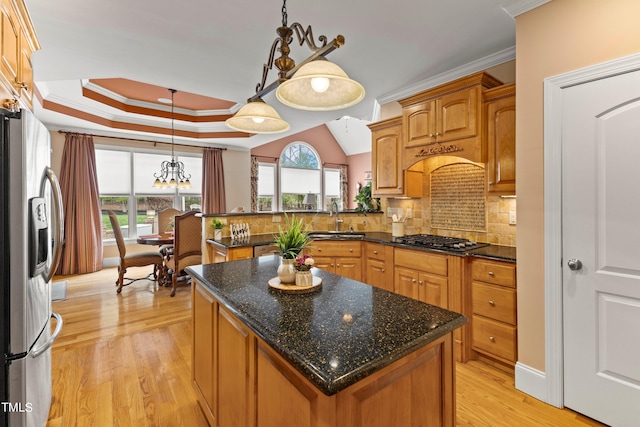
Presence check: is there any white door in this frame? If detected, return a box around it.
[562,69,640,426]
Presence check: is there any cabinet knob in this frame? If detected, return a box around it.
[373,250,378,254]
[429,133,434,138]
[489,336,495,342]
[488,271,494,276]
[381,269,385,273]
[15,79,27,90]
[435,132,441,136]
[412,278,417,283]
[336,264,340,267]
[418,280,423,285]
[489,300,495,306]
[318,248,322,252]
[330,263,334,267]
[349,248,353,252]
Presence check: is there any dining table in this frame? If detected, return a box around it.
[137,233,174,286]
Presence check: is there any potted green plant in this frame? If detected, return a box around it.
[273,214,311,283]
[211,218,225,241]
[354,182,381,215]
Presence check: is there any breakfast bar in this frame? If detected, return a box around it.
[187,255,467,427]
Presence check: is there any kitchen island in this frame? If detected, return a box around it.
[187,256,467,427]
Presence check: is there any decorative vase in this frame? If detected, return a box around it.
[295,270,313,287]
[277,258,296,284]
[214,229,222,241]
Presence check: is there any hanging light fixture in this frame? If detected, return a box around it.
[152,89,192,189]
[225,0,365,133]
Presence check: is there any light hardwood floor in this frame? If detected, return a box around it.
[47,266,606,427]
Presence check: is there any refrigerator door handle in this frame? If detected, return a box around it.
[30,312,63,358]
[41,166,65,282]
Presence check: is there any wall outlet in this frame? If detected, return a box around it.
[272,215,281,223]
[405,208,412,219]
[387,207,393,218]
[509,211,517,225]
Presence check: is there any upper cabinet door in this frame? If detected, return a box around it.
[437,87,480,143]
[0,3,19,89]
[370,117,404,196]
[403,100,437,148]
[485,84,516,194]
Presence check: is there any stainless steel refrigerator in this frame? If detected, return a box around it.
[0,108,64,427]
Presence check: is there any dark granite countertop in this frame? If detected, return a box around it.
[206,231,517,263]
[186,256,467,396]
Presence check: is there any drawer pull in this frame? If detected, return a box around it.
[349,248,353,252]
[488,300,495,306]
[381,269,385,273]
[489,336,495,342]
[318,248,322,252]
[488,271,494,276]
[373,250,378,254]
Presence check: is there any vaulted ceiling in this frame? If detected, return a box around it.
[25,0,527,155]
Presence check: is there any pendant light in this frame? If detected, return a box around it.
[152,89,191,189]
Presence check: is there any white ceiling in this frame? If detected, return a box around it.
[25,0,522,155]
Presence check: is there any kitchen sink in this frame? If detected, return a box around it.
[307,231,365,240]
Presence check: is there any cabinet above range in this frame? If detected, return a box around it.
[399,71,503,168]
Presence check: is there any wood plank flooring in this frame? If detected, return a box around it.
[47,266,606,427]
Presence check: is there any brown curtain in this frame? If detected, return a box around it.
[250,156,258,212]
[57,133,103,275]
[202,148,226,214]
[340,164,349,210]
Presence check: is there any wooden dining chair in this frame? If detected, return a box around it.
[158,208,181,234]
[108,211,163,293]
[165,210,202,297]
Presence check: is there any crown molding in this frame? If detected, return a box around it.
[376,46,516,105]
[502,0,552,18]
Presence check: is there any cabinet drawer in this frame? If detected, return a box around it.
[472,282,516,325]
[307,241,361,257]
[471,260,515,288]
[472,315,517,363]
[364,242,386,261]
[394,248,448,276]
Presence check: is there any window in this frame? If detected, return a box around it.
[280,143,321,211]
[257,163,276,212]
[255,142,343,212]
[96,147,202,241]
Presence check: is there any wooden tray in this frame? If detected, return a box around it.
[268,276,322,294]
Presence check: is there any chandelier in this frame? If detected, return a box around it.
[152,89,191,189]
[225,0,365,134]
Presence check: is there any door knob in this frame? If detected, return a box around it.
[567,259,583,271]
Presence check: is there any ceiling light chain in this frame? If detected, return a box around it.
[225,0,365,134]
[153,88,192,189]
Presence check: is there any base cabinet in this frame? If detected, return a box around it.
[306,241,362,282]
[393,248,449,309]
[470,258,517,366]
[192,279,456,427]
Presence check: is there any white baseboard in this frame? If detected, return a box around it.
[515,362,558,406]
[102,257,119,268]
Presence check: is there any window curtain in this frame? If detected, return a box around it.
[202,148,226,213]
[250,156,258,212]
[57,133,103,275]
[340,164,349,210]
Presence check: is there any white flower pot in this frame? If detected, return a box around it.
[277,258,296,284]
[295,270,313,287]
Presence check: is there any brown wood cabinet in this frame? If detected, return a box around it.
[0,0,38,110]
[470,258,517,366]
[369,117,422,198]
[399,72,502,167]
[393,248,449,309]
[484,84,516,194]
[306,240,362,281]
[204,241,253,264]
[363,242,393,292]
[192,278,457,427]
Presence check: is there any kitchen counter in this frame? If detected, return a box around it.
[187,256,466,395]
[207,231,517,263]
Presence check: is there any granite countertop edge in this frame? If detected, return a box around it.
[206,232,516,263]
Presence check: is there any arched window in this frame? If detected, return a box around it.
[279,142,321,210]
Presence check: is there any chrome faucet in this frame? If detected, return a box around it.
[330,201,343,231]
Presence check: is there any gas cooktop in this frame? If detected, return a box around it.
[394,234,490,252]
